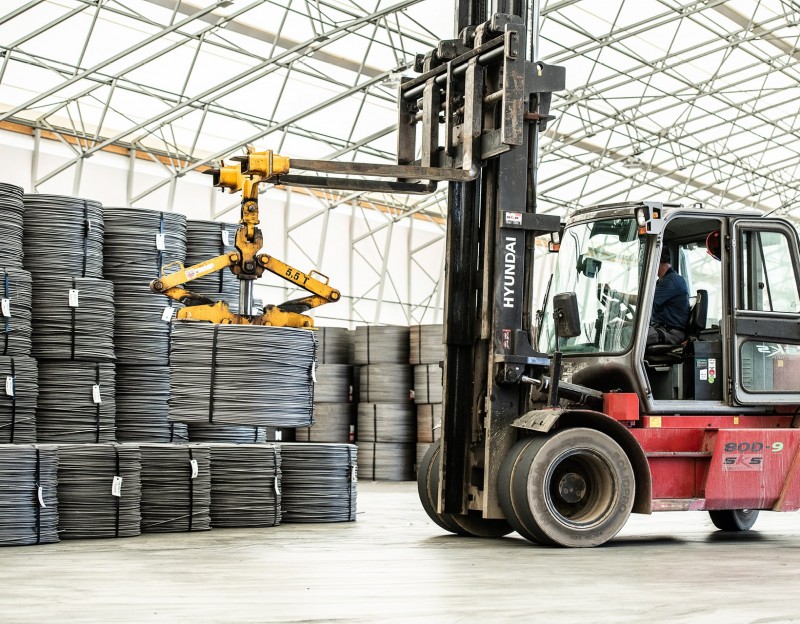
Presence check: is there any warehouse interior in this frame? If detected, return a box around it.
[1,0,800,622]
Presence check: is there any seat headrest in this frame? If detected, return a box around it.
[689,289,708,336]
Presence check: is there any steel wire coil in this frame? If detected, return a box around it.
[314,364,352,403]
[316,327,350,364]
[295,403,352,443]
[56,443,141,539]
[170,322,316,428]
[185,220,241,313]
[22,195,103,278]
[31,277,115,361]
[356,441,413,481]
[0,356,37,444]
[187,424,266,444]
[0,444,58,546]
[356,402,415,443]
[413,364,443,404]
[139,444,210,533]
[353,325,409,364]
[0,183,24,267]
[208,443,281,528]
[359,364,412,403]
[36,361,115,443]
[115,364,179,443]
[416,442,432,474]
[277,443,357,523]
[409,324,444,365]
[416,403,442,444]
[112,285,179,366]
[0,267,32,357]
[102,207,186,282]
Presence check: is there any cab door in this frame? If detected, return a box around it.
[731,218,800,405]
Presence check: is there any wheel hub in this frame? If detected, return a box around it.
[558,472,587,504]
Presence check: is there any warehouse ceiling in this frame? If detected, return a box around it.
[2,0,800,220]
[2,1,800,326]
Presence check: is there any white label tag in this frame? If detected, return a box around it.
[161,306,174,322]
[37,485,46,508]
[111,476,123,497]
[221,230,230,246]
[92,384,102,404]
[68,289,79,307]
[190,459,199,479]
[351,464,358,482]
[155,232,166,250]
[274,476,281,495]
[275,430,282,441]
[505,211,523,225]
[311,361,317,383]
[5,376,13,397]
[1,298,9,317]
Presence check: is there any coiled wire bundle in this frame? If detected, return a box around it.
[170,322,316,428]
[359,364,412,403]
[353,325,409,364]
[277,443,357,523]
[409,324,444,365]
[22,195,104,278]
[417,403,441,444]
[139,444,210,533]
[185,220,241,313]
[295,403,352,443]
[413,364,443,404]
[314,364,353,403]
[0,268,33,357]
[36,361,115,443]
[187,424,266,444]
[0,356,37,444]
[31,277,115,361]
[356,441,413,481]
[0,444,58,546]
[0,183,24,266]
[208,444,281,528]
[112,288,178,366]
[56,443,141,539]
[416,443,431,473]
[115,365,175,443]
[102,207,187,282]
[357,403,415,443]
[316,327,350,363]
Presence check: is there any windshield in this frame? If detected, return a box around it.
[538,218,646,354]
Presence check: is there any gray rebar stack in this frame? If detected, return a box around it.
[187,424,266,444]
[0,444,59,546]
[139,444,211,533]
[103,207,187,442]
[56,443,141,540]
[185,220,240,313]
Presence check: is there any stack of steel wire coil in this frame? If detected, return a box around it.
[0,183,24,265]
[278,443,357,523]
[0,444,59,546]
[409,324,444,473]
[0,357,38,444]
[187,424,265,444]
[139,444,210,533]
[56,443,141,539]
[208,444,281,528]
[185,220,241,313]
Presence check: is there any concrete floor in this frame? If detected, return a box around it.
[1,482,799,623]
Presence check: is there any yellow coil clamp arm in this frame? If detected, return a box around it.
[150,153,341,328]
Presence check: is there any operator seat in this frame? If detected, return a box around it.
[644,289,708,366]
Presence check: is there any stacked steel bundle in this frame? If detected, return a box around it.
[23,195,115,443]
[410,325,444,472]
[353,325,414,481]
[185,220,241,313]
[296,327,353,444]
[103,207,187,442]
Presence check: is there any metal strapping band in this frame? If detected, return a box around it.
[70,277,77,360]
[34,446,41,544]
[208,325,220,423]
[81,200,89,278]
[157,212,165,275]
[2,271,9,356]
[372,403,377,481]
[187,447,194,532]
[9,358,15,443]
[94,363,101,443]
[114,446,121,538]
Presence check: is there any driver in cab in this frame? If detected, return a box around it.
[601,249,690,346]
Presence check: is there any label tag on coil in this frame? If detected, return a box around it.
[311,361,317,383]
[274,430,282,441]
[161,306,175,322]
[351,464,358,483]
[68,289,79,308]
[5,376,13,397]
[155,232,166,250]
[190,459,199,479]
[37,485,46,508]
[1,298,9,317]
[221,230,230,246]
[274,476,281,495]
[111,476,123,497]
[92,384,102,404]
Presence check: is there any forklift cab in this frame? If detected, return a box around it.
[538,202,800,414]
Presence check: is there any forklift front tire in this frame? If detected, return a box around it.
[708,509,759,532]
